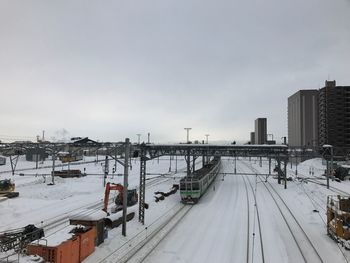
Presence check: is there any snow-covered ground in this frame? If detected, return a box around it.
[1,156,350,262]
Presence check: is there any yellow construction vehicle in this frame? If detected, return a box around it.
[0,179,19,198]
[327,195,350,248]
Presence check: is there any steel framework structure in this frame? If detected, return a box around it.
[137,144,290,224]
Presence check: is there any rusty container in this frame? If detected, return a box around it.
[76,227,96,262]
[27,237,79,263]
[27,227,95,263]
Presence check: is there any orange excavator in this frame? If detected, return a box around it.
[102,182,138,214]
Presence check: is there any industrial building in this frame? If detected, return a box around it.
[254,118,267,144]
[288,90,319,147]
[25,148,48,162]
[319,80,350,149]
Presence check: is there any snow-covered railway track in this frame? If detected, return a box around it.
[242,161,323,263]
[261,179,324,263]
[0,159,107,175]
[97,204,192,263]
[43,200,104,234]
[241,175,251,263]
[242,175,265,263]
[234,160,265,263]
[305,178,350,196]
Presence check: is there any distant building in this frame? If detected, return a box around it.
[0,156,6,166]
[319,80,350,149]
[288,90,319,147]
[250,132,255,144]
[255,118,267,144]
[26,148,48,162]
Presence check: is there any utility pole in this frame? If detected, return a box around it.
[284,160,287,189]
[51,151,56,185]
[103,156,109,187]
[169,155,172,172]
[184,128,192,143]
[330,146,334,184]
[175,155,178,173]
[147,133,150,144]
[122,138,130,236]
[323,145,333,189]
[234,155,237,174]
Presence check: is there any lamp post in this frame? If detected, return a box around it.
[323,144,333,189]
[184,128,192,143]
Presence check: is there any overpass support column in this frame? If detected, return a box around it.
[234,155,237,174]
[277,159,281,185]
[192,156,196,172]
[186,150,191,176]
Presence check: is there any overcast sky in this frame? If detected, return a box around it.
[1,0,350,143]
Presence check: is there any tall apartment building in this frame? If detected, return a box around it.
[288,90,319,147]
[255,118,267,144]
[319,80,350,148]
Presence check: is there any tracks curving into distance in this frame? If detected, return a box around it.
[126,205,193,263]
[242,175,251,263]
[227,159,265,263]
[241,172,265,263]
[242,160,324,263]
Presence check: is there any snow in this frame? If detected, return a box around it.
[2,155,350,262]
[37,225,75,247]
[70,210,106,221]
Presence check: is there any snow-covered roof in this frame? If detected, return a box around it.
[70,209,106,221]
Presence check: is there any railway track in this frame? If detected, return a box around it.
[238,166,265,263]
[262,178,324,263]
[96,204,192,263]
[43,176,174,237]
[288,171,350,262]
[241,175,250,263]
[304,177,350,196]
[242,161,324,263]
[0,158,107,175]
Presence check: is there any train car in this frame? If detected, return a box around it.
[58,153,83,163]
[180,156,221,204]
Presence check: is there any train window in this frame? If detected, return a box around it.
[180,182,186,190]
[192,182,200,190]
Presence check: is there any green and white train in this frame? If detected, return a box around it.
[180,156,221,204]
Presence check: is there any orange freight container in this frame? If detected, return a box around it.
[27,226,96,263]
[27,237,80,263]
[76,227,96,262]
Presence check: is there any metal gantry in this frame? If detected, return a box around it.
[137,143,290,223]
[1,141,348,227]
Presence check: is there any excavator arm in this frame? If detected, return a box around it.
[102,182,124,213]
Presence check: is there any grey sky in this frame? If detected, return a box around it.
[1,0,350,143]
